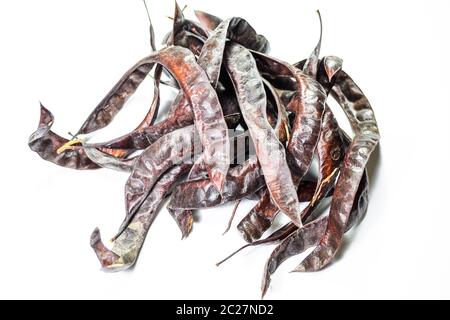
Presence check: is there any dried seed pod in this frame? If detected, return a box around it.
[31,60,163,169]
[99,88,240,152]
[235,51,327,238]
[261,172,369,296]
[28,105,99,170]
[93,96,194,151]
[135,65,163,130]
[302,11,323,77]
[238,50,343,242]
[91,164,191,271]
[300,106,345,224]
[76,63,155,135]
[296,70,380,272]
[261,217,327,297]
[236,81,291,241]
[252,50,326,192]
[130,46,231,193]
[225,42,303,227]
[123,125,198,237]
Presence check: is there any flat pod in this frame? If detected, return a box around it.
[28,105,99,170]
[237,79,291,242]
[237,53,339,242]
[296,70,380,272]
[141,46,230,193]
[261,172,369,296]
[76,63,154,135]
[180,17,238,178]
[31,58,164,169]
[300,106,345,224]
[123,125,198,236]
[299,51,345,224]
[91,164,192,271]
[251,51,326,213]
[226,42,303,227]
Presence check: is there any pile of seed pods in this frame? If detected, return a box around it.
[29,3,380,296]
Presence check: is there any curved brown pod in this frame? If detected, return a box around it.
[236,79,290,242]
[31,58,163,169]
[134,46,230,193]
[252,50,326,194]
[299,51,345,224]
[300,106,345,224]
[91,164,191,271]
[123,125,197,236]
[76,63,154,135]
[261,218,327,297]
[296,70,380,272]
[181,18,237,178]
[194,10,223,31]
[95,100,194,151]
[225,42,303,227]
[261,172,369,296]
[28,105,100,170]
[251,56,343,231]
[236,52,328,240]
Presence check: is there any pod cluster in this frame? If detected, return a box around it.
[29,3,380,296]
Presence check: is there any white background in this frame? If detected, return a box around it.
[0,0,449,299]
